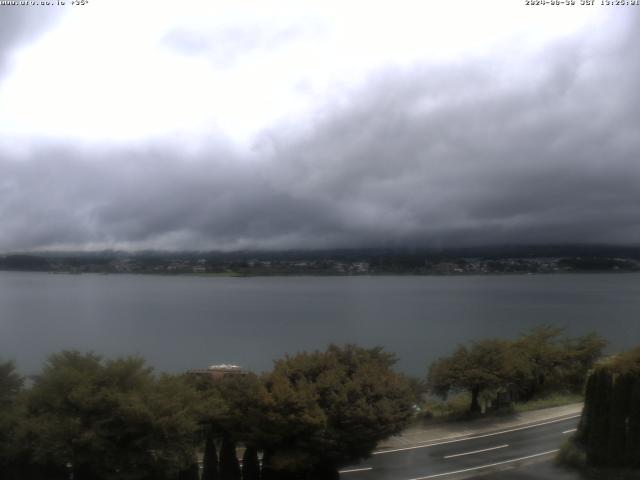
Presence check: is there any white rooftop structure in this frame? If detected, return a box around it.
[208,364,242,370]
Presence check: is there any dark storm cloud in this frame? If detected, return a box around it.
[0,142,348,250]
[1,12,640,251]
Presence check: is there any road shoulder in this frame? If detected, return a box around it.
[377,403,583,452]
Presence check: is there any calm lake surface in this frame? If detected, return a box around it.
[1,272,639,377]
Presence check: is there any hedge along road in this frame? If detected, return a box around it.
[339,414,581,480]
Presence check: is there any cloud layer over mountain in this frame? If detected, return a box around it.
[0,2,639,251]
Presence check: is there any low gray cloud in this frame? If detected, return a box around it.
[0,7,62,79]
[162,20,324,68]
[1,12,640,252]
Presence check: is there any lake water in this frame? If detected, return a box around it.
[1,272,639,377]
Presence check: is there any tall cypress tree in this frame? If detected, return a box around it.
[259,450,275,480]
[188,461,201,480]
[579,348,640,470]
[202,431,219,480]
[607,373,633,466]
[241,446,260,480]
[219,434,241,480]
[577,370,597,445]
[586,368,613,467]
[627,373,640,468]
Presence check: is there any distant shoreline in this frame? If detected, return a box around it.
[2,250,639,276]
[2,269,640,278]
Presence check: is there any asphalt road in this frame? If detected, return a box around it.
[339,415,583,480]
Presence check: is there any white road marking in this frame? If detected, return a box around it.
[338,467,373,474]
[407,449,560,479]
[399,431,474,445]
[562,428,577,434]
[443,444,509,459]
[373,415,580,455]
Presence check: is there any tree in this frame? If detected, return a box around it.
[176,460,200,480]
[513,326,566,398]
[219,433,241,480]
[23,351,201,480]
[577,346,640,469]
[241,446,260,480]
[260,450,276,480]
[429,328,606,411]
[581,367,612,466]
[0,361,24,478]
[260,344,414,478]
[511,327,606,398]
[201,430,219,480]
[189,373,263,480]
[607,372,634,465]
[143,374,203,479]
[611,347,640,468]
[577,365,597,446]
[214,374,265,447]
[627,374,640,468]
[0,361,23,405]
[558,332,607,392]
[610,346,640,374]
[428,340,523,413]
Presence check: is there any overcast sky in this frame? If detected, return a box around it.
[0,0,639,252]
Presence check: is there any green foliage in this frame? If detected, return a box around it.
[261,344,414,477]
[0,360,24,473]
[577,346,640,470]
[427,327,606,413]
[609,346,640,374]
[143,374,203,479]
[215,374,265,446]
[188,347,414,479]
[420,392,472,421]
[0,360,23,406]
[189,371,265,467]
[557,437,587,469]
[517,326,565,386]
[22,351,201,480]
[561,332,608,390]
[511,392,583,413]
[428,339,527,413]
[401,375,427,404]
[4,345,416,480]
